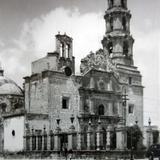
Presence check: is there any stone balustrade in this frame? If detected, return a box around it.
[24,118,126,152]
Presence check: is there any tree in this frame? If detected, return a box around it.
[127,125,143,150]
[153,130,159,144]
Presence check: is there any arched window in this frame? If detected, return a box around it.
[1,103,7,113]
[121,0,125,8]
[123,41,129,56]
[60,43,63,57]
[110,17,113,31]
[62,43,65,57]
[122,17,127,31]
[98,105,105,115]
[110,0,114,7]
[107,42,113,55]
[67,44,70,58]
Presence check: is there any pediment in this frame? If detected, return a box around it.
[80,48,119,79]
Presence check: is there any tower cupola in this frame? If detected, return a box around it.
[108,0,127,9]
[102,0,134,66]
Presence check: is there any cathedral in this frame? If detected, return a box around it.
[0,0,144,155]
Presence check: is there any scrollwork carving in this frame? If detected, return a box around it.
[80,48,119,79]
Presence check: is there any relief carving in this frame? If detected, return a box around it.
[80,48,119,79]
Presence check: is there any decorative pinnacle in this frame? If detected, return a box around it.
[89,119,92,126]
[56,116,61,125]
[32,127,34,134]
[135,117,138,125]
[70,114,75,124]
[98,117,101,124]
[0,62,4,76]
[148,118,151,126]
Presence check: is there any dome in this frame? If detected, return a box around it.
[0,76,23,96]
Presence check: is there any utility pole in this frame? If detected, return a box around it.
[121,88,129,151]
[122,89,129,126]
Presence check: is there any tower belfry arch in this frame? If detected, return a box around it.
[103,0,134,66]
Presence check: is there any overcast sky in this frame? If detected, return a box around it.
[0,0,159,127]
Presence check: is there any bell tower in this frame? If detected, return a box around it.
[102,0,134,66]
[55,32,75,75]
[101,0,143,132]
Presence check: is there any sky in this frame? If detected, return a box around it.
[0,0,159,127]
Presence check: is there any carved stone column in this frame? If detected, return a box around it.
[68,42,73,59]
[54,117,61,151]
[35,131,38,151]
[96,119,103,151]
[47,130,53,150]
[87,120,92,150]
[24,123,30,151]
[116,124,126,150]
[89,77,95,89]
[30,129,33,151]
[31,128,36,151]
[108,102,113,116]
[79,96,84,114]
[77,132,82,150]
[43,126,47,150]
[106,126,113,150]
[68,115,76,150]
[62,42,66,58]
[89,98,94,115]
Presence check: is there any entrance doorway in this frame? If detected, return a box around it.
[60,133,68,151]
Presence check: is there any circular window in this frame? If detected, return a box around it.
[64,67,72,76]
[12,130,15,136]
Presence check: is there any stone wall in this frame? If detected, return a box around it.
[117,66,143,131]
[32,53,59,74]
[25,75,49,115]
[49,73,80,131]
[3,115,25,152]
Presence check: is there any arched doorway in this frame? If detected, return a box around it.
[98,105,105,116]
[110,129,116,150]
[123,41,129,56]
[102,128,107,150]
[122,16,127,31]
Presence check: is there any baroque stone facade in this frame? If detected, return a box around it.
[0,0,144,155]
[22,0,143,153]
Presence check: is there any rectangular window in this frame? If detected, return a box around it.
[128,104,134,114]
[112,103,118,115]
[62,97,69,109]
[129,77,132,85]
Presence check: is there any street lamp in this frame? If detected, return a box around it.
[148,118,152,147]
[129,123,134,160]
